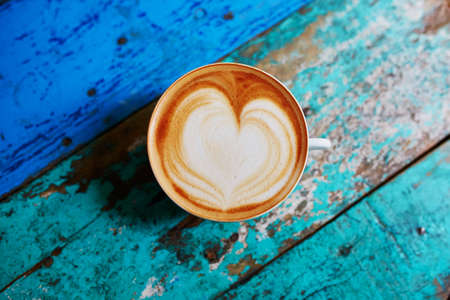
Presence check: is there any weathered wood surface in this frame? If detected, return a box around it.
[0,0,311,197]
[220,141,450,300]
[1,0,449,298]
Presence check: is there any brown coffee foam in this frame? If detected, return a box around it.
[148,64,308,221]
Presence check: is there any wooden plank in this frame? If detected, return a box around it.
[0,0,311,197]
[219,141,450,300]
[1,0,449,297]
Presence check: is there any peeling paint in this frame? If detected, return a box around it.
[226,255,262,278]
[220,142,450,299]
[420,0,450,33]
[139,277,165,299]
[1,0,449,298]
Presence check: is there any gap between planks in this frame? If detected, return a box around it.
[213,134,450,299]
[0,213,101,293]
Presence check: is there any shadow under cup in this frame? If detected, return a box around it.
[147,63,309,222]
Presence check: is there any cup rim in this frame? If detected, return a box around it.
[147,62,309,222]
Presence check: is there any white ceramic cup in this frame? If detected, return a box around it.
[148,63,331,221]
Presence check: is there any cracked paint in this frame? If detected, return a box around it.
[1,0,449,298]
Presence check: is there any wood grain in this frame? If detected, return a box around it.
[0,0,311,197]
[219,141,450,300]
[1,0,449,297]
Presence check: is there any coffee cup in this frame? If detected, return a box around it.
[147,63,330,221]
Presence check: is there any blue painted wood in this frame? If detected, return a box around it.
[0,0,311,197]
[1,0,449,297]
[220,141,450,300]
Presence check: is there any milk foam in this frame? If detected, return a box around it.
[161,87,298,211]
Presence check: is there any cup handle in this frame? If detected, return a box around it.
[309,138,331,150]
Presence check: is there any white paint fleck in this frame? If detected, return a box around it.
[323,82,335,97]
[118,225,126,235]
[235,224,249,255]
[304,91,312,102]
[139,277,165,299]
[394,0,425,21]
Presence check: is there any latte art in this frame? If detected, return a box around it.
[149,64,308,220]
[168,89,297,210]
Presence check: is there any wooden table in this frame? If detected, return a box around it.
[1,0,449,298]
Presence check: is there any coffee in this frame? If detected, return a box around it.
[148,63,308,221]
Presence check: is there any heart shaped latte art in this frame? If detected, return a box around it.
[160,87,299,211]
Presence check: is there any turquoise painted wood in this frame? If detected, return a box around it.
[1,0,449,297]
[0,0,311,197]
[220,141,450,300]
